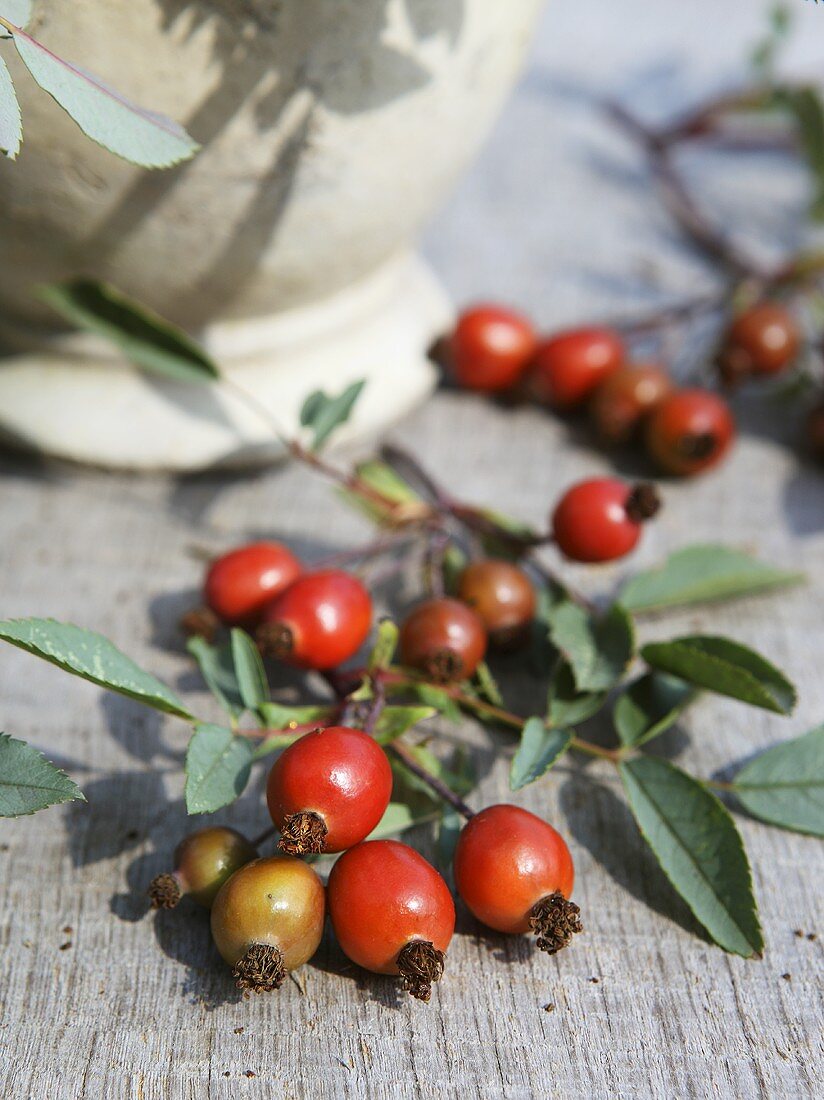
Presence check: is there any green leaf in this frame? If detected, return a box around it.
[186,636,245,720]
[230,629,269,716]
[619,545,803,613]
[549,602,634,693]
[474,661,504,707]
[367,800,438,841]
[390,681,462,724]
[642,636,796,715]
[299,379,366,449]
[510,718,573,790]
[257,701,333,730]
[0,55,21,159]
[0,733,85,817]
[620,756,763,957]
[437,807,463,872]
[0,617,192,718]
[252,732,300,760]
[38,280,219,384]
[613,672,696,748]
[732,725,824,836]
[9,28,198,168]
[368,619,399,672]
[185,724,254,814]
[0,2,31,27]
[373,705,437,744]
[545,661,607,727]
[777,85,824,220]
[442,544,469,595]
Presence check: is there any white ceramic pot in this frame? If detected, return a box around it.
[0,0,544,470]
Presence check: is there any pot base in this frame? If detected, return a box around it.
[0,253,450,472]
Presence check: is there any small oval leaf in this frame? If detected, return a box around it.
[373,705,437,745]
[620,756,763,957]
[185,724,254,814]
[0,733,85,817]
[546,661,607,727]
[549,602,634,693]
[187,636,245,720]
[510,717,574,791]
[642,636,796,715]
[300,379,366,450]
[613,672,695,747]
[732,725,824,837]
[230,628,269,716]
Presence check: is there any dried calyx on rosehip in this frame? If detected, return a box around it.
[716,302,800,386]
[211,856,325,993]
[327,840,456,1002]
[266,726,393,856]
[148,826,257,910]
[399,596,487,682]
[454,805,582,954]
[552,477,661,563]
[256,569,372,670]
[457,559,536,649]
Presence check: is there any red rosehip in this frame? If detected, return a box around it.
[552,477,660,563]
[451,305,537,393]
[266,726,392,856]
[645,389,735,476]
[718,302,800,384]
[211,856,325,993]
[529,327,625,411]
[327,839,456,1001]
[148,826,258,910]
[454,804,581,953]
[257,569,372,669]
[589,362,673,444]
[457,559,536,649]
[204,541,302,626]
[399,597,487,682]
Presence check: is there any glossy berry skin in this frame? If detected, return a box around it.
[552,478,657,563]
[457,560,536,648]
[454,804,574,934]
[399,597,487,682]
[204,542,302,626]
[719,302,800,382]
[328,840,455,976]
[149,826,258,910]
[211,857,325,987]
[266,726,393,854]
[645,389,735,477]
[530,327,624,411]
[589,362,673,444]
[258,569,372,670]
[451,305,537,393]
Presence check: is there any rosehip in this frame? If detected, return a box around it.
[148,826,257,910]
[717,302,800,384]
[589,362,673,444]
[327,840,455,1001]
[457,559,536,649]
[204,541,302,626]
[211,856,325,993]
[266,726,393,856]
[552,477,660,563]
[645,389,735,476]
[454,804,582,953]
[529,327,624,411]
[451,305,537,393]
[399,597,487,682]
[257,569,372,669]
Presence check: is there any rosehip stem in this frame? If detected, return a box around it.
[389,739,475,821]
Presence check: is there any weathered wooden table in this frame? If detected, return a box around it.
[1,3,823,1097]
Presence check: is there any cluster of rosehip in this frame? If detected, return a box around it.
[151,498,658,999]
[442,298,805,475]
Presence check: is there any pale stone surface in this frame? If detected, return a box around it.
[0,2,823,1098]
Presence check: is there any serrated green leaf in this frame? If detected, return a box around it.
[642,636,796,715]
[613,672,696,747]
[368,619,399,672]
[186,636,245,720]
[549,602,634,693]
[299,379,366,449]
[620,756,763,957]
[230,629,269,716]
[0,617,192,718]
[10,29,198,168]
[619,545,803,613]
[510,718,573,790]
[0,733,84,817]
[373,705,437,744]
[185,724,254,814]
[474,661,504,707]
[39,280,219,384]
[257,701,333,730]
[545,661,607,727]
[0,55,21,159]
[732,725,824,836]
[0,2,31,27]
